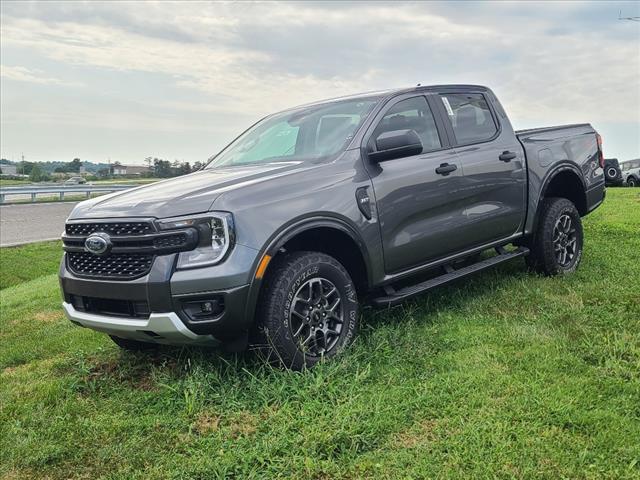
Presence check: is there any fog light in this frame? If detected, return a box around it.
[201,301,214,313]
[180,297,225,322]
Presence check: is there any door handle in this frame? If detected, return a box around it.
[435,163,457,176]
[499,151,517,162]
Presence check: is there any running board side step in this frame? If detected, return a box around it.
[371,247,529,307]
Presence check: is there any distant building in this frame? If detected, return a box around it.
[112,164,151,176]
[1,164,18,175]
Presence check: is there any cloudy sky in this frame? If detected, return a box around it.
[1,1,639,165]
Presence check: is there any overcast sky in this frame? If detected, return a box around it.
[1,0,639,165]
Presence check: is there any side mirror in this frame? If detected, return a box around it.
[369,129,423,162]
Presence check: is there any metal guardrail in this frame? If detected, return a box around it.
[0,184,135,204]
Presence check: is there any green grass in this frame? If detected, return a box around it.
[91,178,159,185]
[1,189,639,479]
[4,193,105,205]
[0,179,29,187]
[0,241,62,289]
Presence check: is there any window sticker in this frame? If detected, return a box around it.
[441,96,454,116]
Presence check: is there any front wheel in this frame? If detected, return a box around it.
[526,197,584,276]
[256,251,359,370]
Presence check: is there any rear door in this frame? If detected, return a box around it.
[437,91,527,245]
[364,94,470,273]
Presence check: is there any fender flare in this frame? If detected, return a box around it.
[529,163,587,234]
[539,163,587,197]
[241,215,372,329]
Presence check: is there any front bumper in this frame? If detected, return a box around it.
[63,302,219,346]
[59,243,260,344]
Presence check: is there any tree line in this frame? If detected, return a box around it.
[145,158,206,178]
[1,157,206,182]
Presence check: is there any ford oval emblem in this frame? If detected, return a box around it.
[84,232,112,256]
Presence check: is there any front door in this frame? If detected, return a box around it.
[364,95,470,274]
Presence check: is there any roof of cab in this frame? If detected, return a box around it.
[290,84,491,110]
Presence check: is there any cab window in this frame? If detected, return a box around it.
[372,96,441,152]
[440,93,497,145]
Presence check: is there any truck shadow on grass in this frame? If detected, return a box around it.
[70,259,531,394]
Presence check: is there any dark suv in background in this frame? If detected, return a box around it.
[604,159,623,187]
[60,84,605,369]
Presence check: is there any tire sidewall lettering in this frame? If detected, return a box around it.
[277,257,358,360]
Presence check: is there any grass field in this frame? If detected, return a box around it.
[0,179,29,187]
[1,189,638,479]
[3,193,106,205]
[0,178,159,204]
[91,178,160,185]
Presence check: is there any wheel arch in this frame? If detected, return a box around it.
[531,165,587,236]
[242,216,372,330]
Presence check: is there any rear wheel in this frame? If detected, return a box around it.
[628,176,637,187]
[526,197,583,276]
[256,251,359,370]
[109,335,158,352]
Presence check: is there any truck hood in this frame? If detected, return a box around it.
[69,162,303,219]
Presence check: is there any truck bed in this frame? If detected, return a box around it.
[515,122,603,233]
[515,123,592,137]
[515,122,598,175]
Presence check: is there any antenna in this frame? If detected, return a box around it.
[619,9,640,21]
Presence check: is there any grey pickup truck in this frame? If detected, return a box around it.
[59,84,606,369]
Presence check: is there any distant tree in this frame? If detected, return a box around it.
[153,158,172,178]
[97,168,110,178]
[180,162,191,175]
[192,161,204,171]
[29,164,46,182]
[69,158,82,173]
[17,161,35,175]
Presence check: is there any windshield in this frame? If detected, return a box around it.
[206,97,380,168]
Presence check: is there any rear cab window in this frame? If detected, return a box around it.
[440,93,498,145]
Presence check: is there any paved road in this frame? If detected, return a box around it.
[0,202,76,246]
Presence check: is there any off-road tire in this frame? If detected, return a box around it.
[525,197,583,276]
[110,335,158,351]
[628,176,637,188]
[256,251,359,370]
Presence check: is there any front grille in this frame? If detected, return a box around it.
[64,219,198,281]
[66,222,154,237]
[153,233,188,248]
[67,251,154,279]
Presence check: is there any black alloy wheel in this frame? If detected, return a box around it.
[552,214,578,267]
[289,277,344,356]
[256,251,359,370]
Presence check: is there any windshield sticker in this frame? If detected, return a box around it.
[442,97,454,116]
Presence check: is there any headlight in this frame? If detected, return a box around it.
[157,212,235,269]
